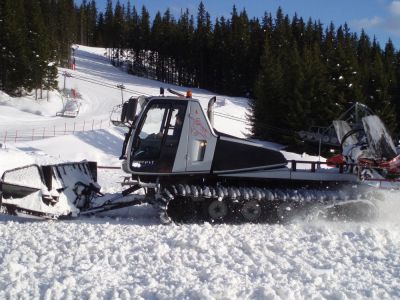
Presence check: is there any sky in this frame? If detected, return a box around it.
[76,0,400,48]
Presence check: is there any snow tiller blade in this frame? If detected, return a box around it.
[0,161,100,220]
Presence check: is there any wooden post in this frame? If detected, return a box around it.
[92,119,94,131]
[83,120,85,132]
[14,130,17,142]
[32,128,34,141]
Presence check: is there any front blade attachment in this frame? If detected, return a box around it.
[0,162,100,220]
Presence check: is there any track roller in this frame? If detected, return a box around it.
[165,196,197,223]
[207,199,228,221]
[240,200,262,222]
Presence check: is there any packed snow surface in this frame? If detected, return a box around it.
[0,45,400,299]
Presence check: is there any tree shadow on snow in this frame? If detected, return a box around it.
[74,49,249,108]
[75,49,161,93]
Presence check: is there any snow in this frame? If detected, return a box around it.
[0,211,399,299]
[0,45,400,299]
[0,148,36,176]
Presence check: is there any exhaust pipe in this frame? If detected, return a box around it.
[207,96,217,127]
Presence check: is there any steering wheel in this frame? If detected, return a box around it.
[340,128,366,152]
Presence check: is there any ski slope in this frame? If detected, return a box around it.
[0,46,400,299]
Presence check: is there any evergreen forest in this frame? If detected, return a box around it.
[1,0,400,144]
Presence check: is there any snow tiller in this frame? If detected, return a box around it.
[1,90,399,223]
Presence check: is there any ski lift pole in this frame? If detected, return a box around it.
[117,84,125,104]
[63,71,72,93]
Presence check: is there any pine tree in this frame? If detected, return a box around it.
[246,17,263,96]
[79,0,88,45]
[176,9,194,86]
[384,39,399,132]
[366,40,397,131]
[103,0,114,51]
[211,17,228,92]
[395,50,400,134]
[113,0,125,52]
[140,6,151,50]
[24,0,49,97]
[302,42,335,126]
[87,1,97,45]
[151,11,163,81]
[194,1,211,88]
[0,0,28,95]
[229,7,251,95]
[252,34,285,141]
[96,12,105,46]
[281,42,306,138]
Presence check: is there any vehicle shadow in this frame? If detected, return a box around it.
[0,204,162,226]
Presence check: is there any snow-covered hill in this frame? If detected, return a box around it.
[0,46,399,299]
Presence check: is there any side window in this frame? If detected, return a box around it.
[167,104,186,139]
[133,104,169,160]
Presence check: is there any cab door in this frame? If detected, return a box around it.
[129,99,187,174]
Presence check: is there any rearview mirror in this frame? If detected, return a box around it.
[124,97,138,122]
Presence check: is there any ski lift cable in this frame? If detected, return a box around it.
[59,72,128,91]
[213,112,248,123]
[59,72,251,124]
[58,71,153,96]
[69,73,153,96]
[59,71,115,88]
[72,76,145,96]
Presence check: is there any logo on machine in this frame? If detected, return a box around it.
[190,116,210,139]
[132,160,155,168]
